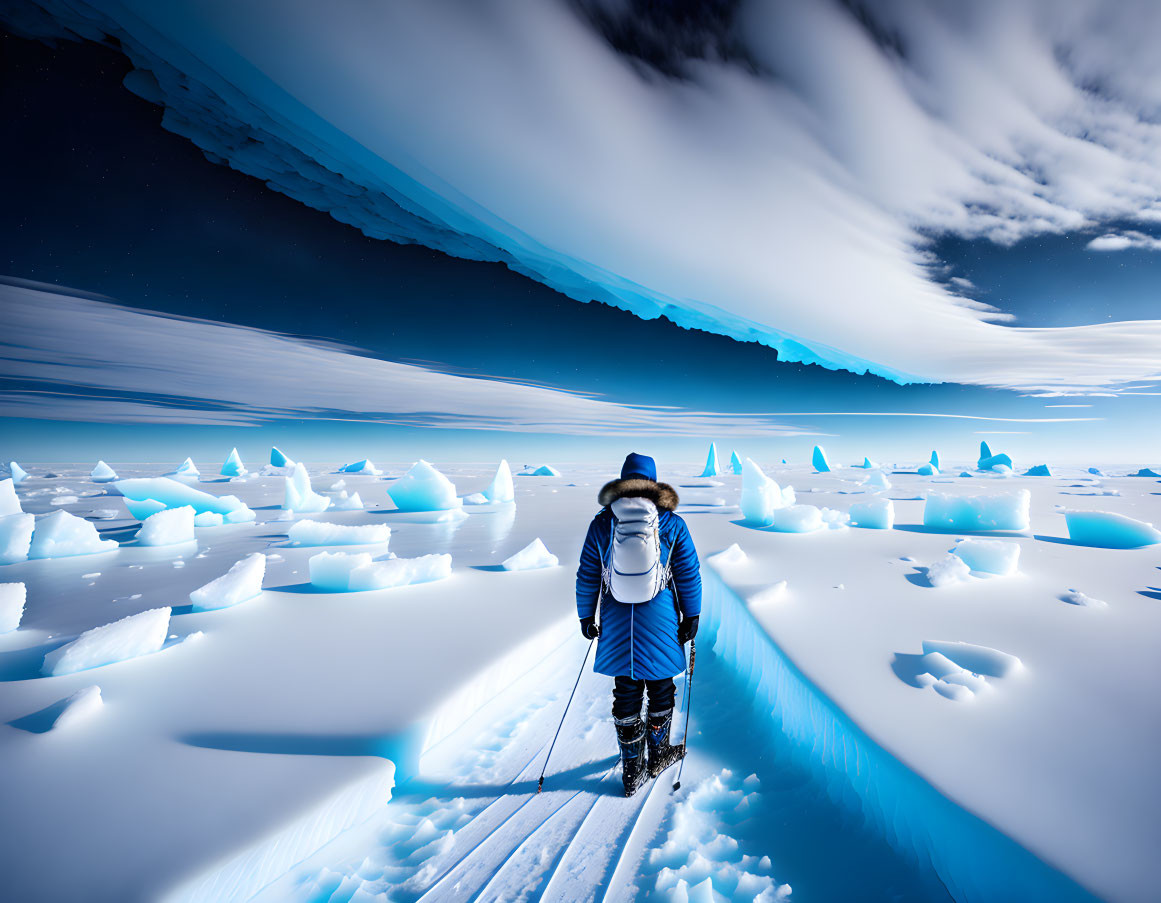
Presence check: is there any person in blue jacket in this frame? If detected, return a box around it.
[576,452,702,796]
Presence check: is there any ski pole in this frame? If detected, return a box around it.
[672,638,696,792]
[537,635,595,793]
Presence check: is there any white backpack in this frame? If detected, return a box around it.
[603,497,675,603]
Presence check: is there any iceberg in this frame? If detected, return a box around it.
[288,519,390,546]
[921,640,1023,678]
[927,554,971,587]
[977,442,1013,471]
[114,477,252,520]
[858,457,877,469]
[193,511,223,527]
[501,538,559,570]
[1087,467,1104,476]
[861,471,892,491]
[0,513,35,565]
[463,492,488,505]
[283,463,332,513]
[308,551,452,592]
[0,582,26,632]
[849,498,894,529]
[518,464,561,477]
[740,457,793,526]
[1131,467,1161,477]
[29,511,119,559]
[1062,510,1161,549]
[388,460,461,512]
[135,506,196,546]
[812,445,831,473]
[730,450,743,475]
[190,553,266,611]
[483,459,515,503]
[42,607,171,676]
[770,505,824,533]
[330,491,364,511]
[923,491,1030,532]
[173,457,200,479]
[51,685,103,731]
[90,461,118,483]
[340,458,381,475]
[270,446,294,468]
[917,462,939,476]
[930,450,940,470]
[220,447,247,477]
[0,478,21,516]
[700,442,720,478]
[953,539,1021,576]
[9,462,28,484]
[1023,465,1051,477]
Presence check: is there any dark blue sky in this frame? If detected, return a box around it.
[0,28,1155,465]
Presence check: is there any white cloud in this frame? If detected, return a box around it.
[0,281,816,437]
[1086,231,1161,251]
[9,0,1161,393]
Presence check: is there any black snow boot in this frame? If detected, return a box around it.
[614,714,648,797]
[646,708,685,778]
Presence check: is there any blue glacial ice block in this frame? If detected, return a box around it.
[8,462,28,484]
[702,570,1100,903]
[115,477,252,520]
[849,498,894,529]
[270,446,293,467]
[812,445,831,473]
[340,459,381,475]
[1023,464,1051,476]
[730,450,743,475]
[978,453,1013,471]
[917,462,939,476]
[1087,467,1103,476]
[701,442,720,477]
[923,490,1030,532]
[858,457,876,469]
[1063,509,1161,548]
[930,450,940,470]
[1132,467,1161,477]
[388,461,462,511]
[220,447,246,477]
[978,441,993,461]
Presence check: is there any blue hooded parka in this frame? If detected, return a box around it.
[576,457,702,681]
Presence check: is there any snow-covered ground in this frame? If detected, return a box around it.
[0,457,1158,901]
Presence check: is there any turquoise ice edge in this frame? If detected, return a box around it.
[702,568,1102,903]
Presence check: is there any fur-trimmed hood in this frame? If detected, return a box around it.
[598,478,679,511]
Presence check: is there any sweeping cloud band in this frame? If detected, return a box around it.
[4,0,1161,393]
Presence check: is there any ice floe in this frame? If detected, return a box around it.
[190,553,266,611]
[288,519,390,546]
[29,511,119,559]
[923,490,1030,532]
[501,538,558,570]
[283,463,332,513]
[136,506,196,546]
[1062,509,1161,548]
[849,498,894,529]
[308,550,452,592]
[42,607,171,676]
[115,477,254,521]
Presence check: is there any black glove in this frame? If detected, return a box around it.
[678,615,699,644]
[580,617,600,640]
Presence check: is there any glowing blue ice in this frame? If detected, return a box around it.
[923,491,1030,532]
[1023,464,1051,476]
[1132,467,1161,477]
[977,441,1012,472]
[270,446,293,467]
[730,450,742,475]
[701,443,720,478]
[812,445,831,473]
[930,450,940,470]
[388,461,461,512]
[220,448,246,477]
[340,459,381,475]
[0,582,25,632]
[1062,510,1161,548]
[114,477,253,520]
[918,462,939,476]
[849,498,894,529]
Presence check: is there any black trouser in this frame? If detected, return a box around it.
[612,676,676,720]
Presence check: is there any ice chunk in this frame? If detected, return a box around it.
[849,498,894,529]
[1023,464,1051,476]
[9,462,28,484]
[0,513,34,564]
[1061,588,1107,608]
[220,447,247,477]
[706,543,747,569]
[483,459,515,503]
[518,464,560,476]
[340,458,381,475]
[388,460,461,512]
[730,450,743,475]
[739,457,792,525]
[193,511,223,527]
[43,608,171,675]
[1132,467,1161,477]
[0,582,26,632]
[927,554,971,587]
[1087,467,1103,476]
[283,463,332,513]
[173,457,200,479]
[770,505,824,533]
[953,538,1020,575]
[136,506,196,546]
[115,477,251,519]
[821,507,850,529]
[921,640,1023,678]
[861,470,892,491]
[308,551,451,592]
[270,446,294,467]
[190,553,266,611]
[288,519,390,546]
[958,471,974,478]
[463,492,488,505]
[812,445,831,473]
[858,456,877,469]
[923,490,1030,532]
[90,461,118,483]
[700,442,720,477]
[1062,509,1161,548]
[502,538,559,570]
[0,478,22,516]
[29,511,119,559]
[930,450,940,470]
[224,507,256,524]
[330,491,364,511]
[917,462,939,476]
[979,454,1013,471]
[51,685,104,730]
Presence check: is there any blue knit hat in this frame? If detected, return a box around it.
[620,452,657,482]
